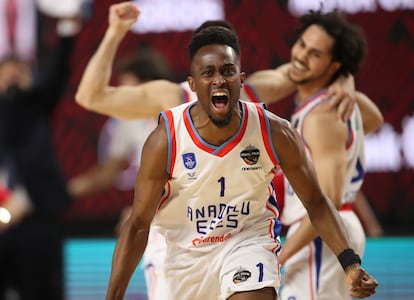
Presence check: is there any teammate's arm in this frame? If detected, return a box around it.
[245,63,295,103]
[247,64,366,122]
[355,91,383,134]
[68,157,128,197]
[75,2,183,120]
[327,75,384,132]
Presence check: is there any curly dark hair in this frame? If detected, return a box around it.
[298,10,367,80]
[188,26,241,61]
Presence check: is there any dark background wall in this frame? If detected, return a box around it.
[44,0,414,235]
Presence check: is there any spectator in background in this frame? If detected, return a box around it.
[0,15,80,299]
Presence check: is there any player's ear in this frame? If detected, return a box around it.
[187,76,196,91]
[329,62,341,77]
[240,72,246,85]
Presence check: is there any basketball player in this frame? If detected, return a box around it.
[278,10,377,300]
[103,3,378,300]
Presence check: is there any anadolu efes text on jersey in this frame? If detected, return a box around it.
[153,100,283,255]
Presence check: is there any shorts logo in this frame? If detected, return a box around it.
[182,152,196,169]
[240,145,260,165]
[232,268,251,283]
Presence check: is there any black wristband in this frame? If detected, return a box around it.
[337,248,361,271]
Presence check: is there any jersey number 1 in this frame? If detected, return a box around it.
[218,177,225,197]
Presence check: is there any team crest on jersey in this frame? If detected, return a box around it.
[232,268,251,283]
[240,145,260,165]
[182,152,196,169]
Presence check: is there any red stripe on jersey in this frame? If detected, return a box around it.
[164,110,177,176]
[266,203,279,222]
[346,121,355,150]
[243,82,261,103]
[273,170,285,215]
[294,90,327,114]
[157,181,171,211]
[256,105,279,166]
[182,88,191,103]
[183,105,212,152]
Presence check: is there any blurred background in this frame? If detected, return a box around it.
[1,0,413,299]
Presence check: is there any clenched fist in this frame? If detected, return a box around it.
[346,264,378,298]
[108,2,140,35]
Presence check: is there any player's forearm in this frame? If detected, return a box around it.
[70,158,127,197]
[76,28,125,110]
[106,222,149,300]
[355,91,384,135]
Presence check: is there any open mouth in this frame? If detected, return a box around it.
[212,92,228,109]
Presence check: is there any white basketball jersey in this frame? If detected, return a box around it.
[281,90,366,225]
[153,101,282,259]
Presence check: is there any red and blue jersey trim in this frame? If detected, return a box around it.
[243,82,262,103]
[255,104,280,166]
[182,87,192,103]
[159,110,177,176]
[183,102,249,157]
[294,89,328,114]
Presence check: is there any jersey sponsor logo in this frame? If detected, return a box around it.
[186,172,197,180]
[240,145,260,165]
[233,268,251,283]
[182,152,196,169]
[191,233,232,246]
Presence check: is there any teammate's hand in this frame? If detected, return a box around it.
[108,2,140,34]
[326,74,356,122]
[346,264,378,298]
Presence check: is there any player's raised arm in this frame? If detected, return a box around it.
[75,2,183,119]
